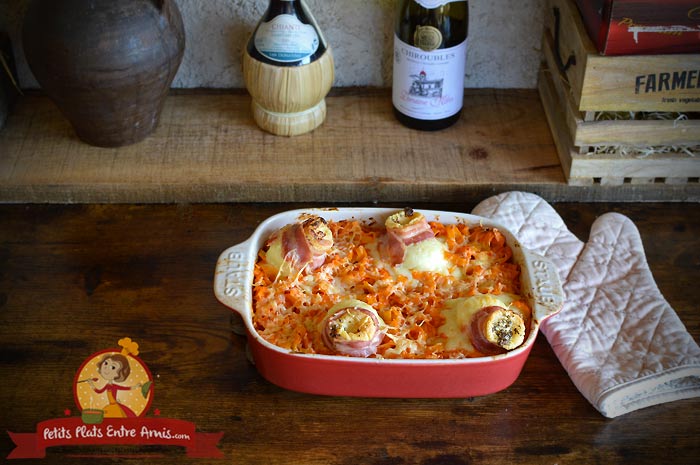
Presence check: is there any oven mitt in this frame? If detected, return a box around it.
[472,191,700,418]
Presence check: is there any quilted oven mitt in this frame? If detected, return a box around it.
[472,191,700,418]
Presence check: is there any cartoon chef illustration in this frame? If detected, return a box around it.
[77,337,152,419]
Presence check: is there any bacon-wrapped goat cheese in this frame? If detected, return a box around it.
[382,208,450,275]
[321,299,386,357]
[470,306,526,355]
[265,216,333,277]
[439,294,527,355]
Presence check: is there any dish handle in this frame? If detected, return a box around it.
[521,249,564,324]
[214,239,255,335]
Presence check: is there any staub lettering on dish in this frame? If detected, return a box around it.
[532,260,558,306]
[224,252,250,297]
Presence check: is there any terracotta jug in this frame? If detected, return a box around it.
[22,0,185,147]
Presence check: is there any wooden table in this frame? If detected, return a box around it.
[1,201,698,464]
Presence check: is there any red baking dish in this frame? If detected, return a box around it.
[214,208,564,398]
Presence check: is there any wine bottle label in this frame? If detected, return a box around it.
[254,14,320,63]
[414,25,442,51]
[415,0,466,9]
[392,35,467,121]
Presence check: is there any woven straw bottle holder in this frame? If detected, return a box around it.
[243,0,334,136]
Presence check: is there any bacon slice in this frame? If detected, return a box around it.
[382,208,435,265]
[321,299,385,357]
[470,306,526,355]
[269,216,333,274]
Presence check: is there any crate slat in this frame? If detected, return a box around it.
[574,119,700,147]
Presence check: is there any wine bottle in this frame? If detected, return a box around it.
[392,0,469,131]
[247,0,327,67]
[242,0,334,136]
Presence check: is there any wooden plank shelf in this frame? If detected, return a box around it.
[1,89,698,203]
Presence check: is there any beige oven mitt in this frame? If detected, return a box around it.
[472,191,700,418]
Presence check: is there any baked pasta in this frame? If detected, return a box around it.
[252,208,532,359]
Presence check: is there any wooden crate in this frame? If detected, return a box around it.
[540,0,700,186]
[545,0,700,113]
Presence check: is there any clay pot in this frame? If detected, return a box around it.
[22,0,185,147]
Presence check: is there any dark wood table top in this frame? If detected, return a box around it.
[1,201,698,464]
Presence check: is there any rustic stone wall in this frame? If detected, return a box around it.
[1,0,545,89]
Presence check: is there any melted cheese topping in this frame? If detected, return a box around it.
[395,238,452,277]
[265,235,289,276]
[252,217,531,359]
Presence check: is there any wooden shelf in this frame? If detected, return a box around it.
[1,89,698,203]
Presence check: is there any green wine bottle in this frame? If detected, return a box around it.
[247,0,327,67]
[392,0,469,130]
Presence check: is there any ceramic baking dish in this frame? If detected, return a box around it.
[214,207,564,398]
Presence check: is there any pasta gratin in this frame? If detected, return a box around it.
[252,208,532,359]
